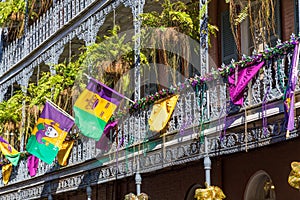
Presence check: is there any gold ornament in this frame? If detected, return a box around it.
[288,161,300,189]
[194,184,226,200]
[137,193,149,200]
[124,193,149,200]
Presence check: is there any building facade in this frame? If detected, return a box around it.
[0,0,300,199]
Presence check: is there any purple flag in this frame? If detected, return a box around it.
[86,78,124,105]
[26,101,75,164]
[96,120,118,151]
[228,61,265,105]
[284,43,300,132]
[27,155,39,177]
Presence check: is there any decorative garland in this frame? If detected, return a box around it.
[4,35,298,168]
[219,34,298,76]
[113,35,299,120]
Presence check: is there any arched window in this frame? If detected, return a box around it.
[244,170,276,200]
[185,184,202,200]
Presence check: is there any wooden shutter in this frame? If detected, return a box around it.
[270,0,281,46]
[295,0,299,33]
[221,10,238,65]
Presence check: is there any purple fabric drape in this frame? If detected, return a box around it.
[284,43,300,132]
[228,61,265,106]
[27,155,39,177]
[96,120,118,151]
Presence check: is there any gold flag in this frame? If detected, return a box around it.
[57,140,74,166]
[148,95,179,132]
[288,161,300,189]
[2,163,13,185]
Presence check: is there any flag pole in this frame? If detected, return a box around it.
[83,73,135,104]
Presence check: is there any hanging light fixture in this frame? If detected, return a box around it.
[263,179,275,198]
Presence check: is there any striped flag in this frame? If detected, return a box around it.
[73,78,124,140]
[26,101,74,164]
[0,137,20,166]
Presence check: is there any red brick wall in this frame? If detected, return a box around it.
[281,0,296,41]
[222,137,300,200]
[50,136,300,200]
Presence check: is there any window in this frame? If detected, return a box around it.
[295,0,299,33]
[185,184,203,200]
[244,170,276,200]
[221,0,281,62]
[241,0,281,55]
[221,10,238,65]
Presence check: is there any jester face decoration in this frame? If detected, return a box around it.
[36,123,59,144]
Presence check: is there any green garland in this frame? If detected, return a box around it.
[114,35,298,119]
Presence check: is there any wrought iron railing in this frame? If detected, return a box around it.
[0,0,97,76]
[0,49,295,187]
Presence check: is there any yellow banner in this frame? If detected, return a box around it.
[148,95,179,132]
[0,142,19,157]
[2,163,12,185]
[57,140,75,166]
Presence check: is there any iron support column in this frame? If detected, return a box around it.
[87,186,92,200]
[204,135,211,186]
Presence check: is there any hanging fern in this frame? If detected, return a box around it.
[0,0,52,42]
[226,0,278,54]
[234,5,248,25]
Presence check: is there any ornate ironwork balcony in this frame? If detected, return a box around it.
[0,0,99,77]
[0,46,297,196]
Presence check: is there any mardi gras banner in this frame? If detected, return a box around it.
[57,140,74,166]
[284,43,300,136]
[0,137,20,166]
[228,61,265,106]
[148,95,179,132]
[2,163,12,185]
[73,78,124,140]
[26,101,74,164]
[27,155,39,177]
